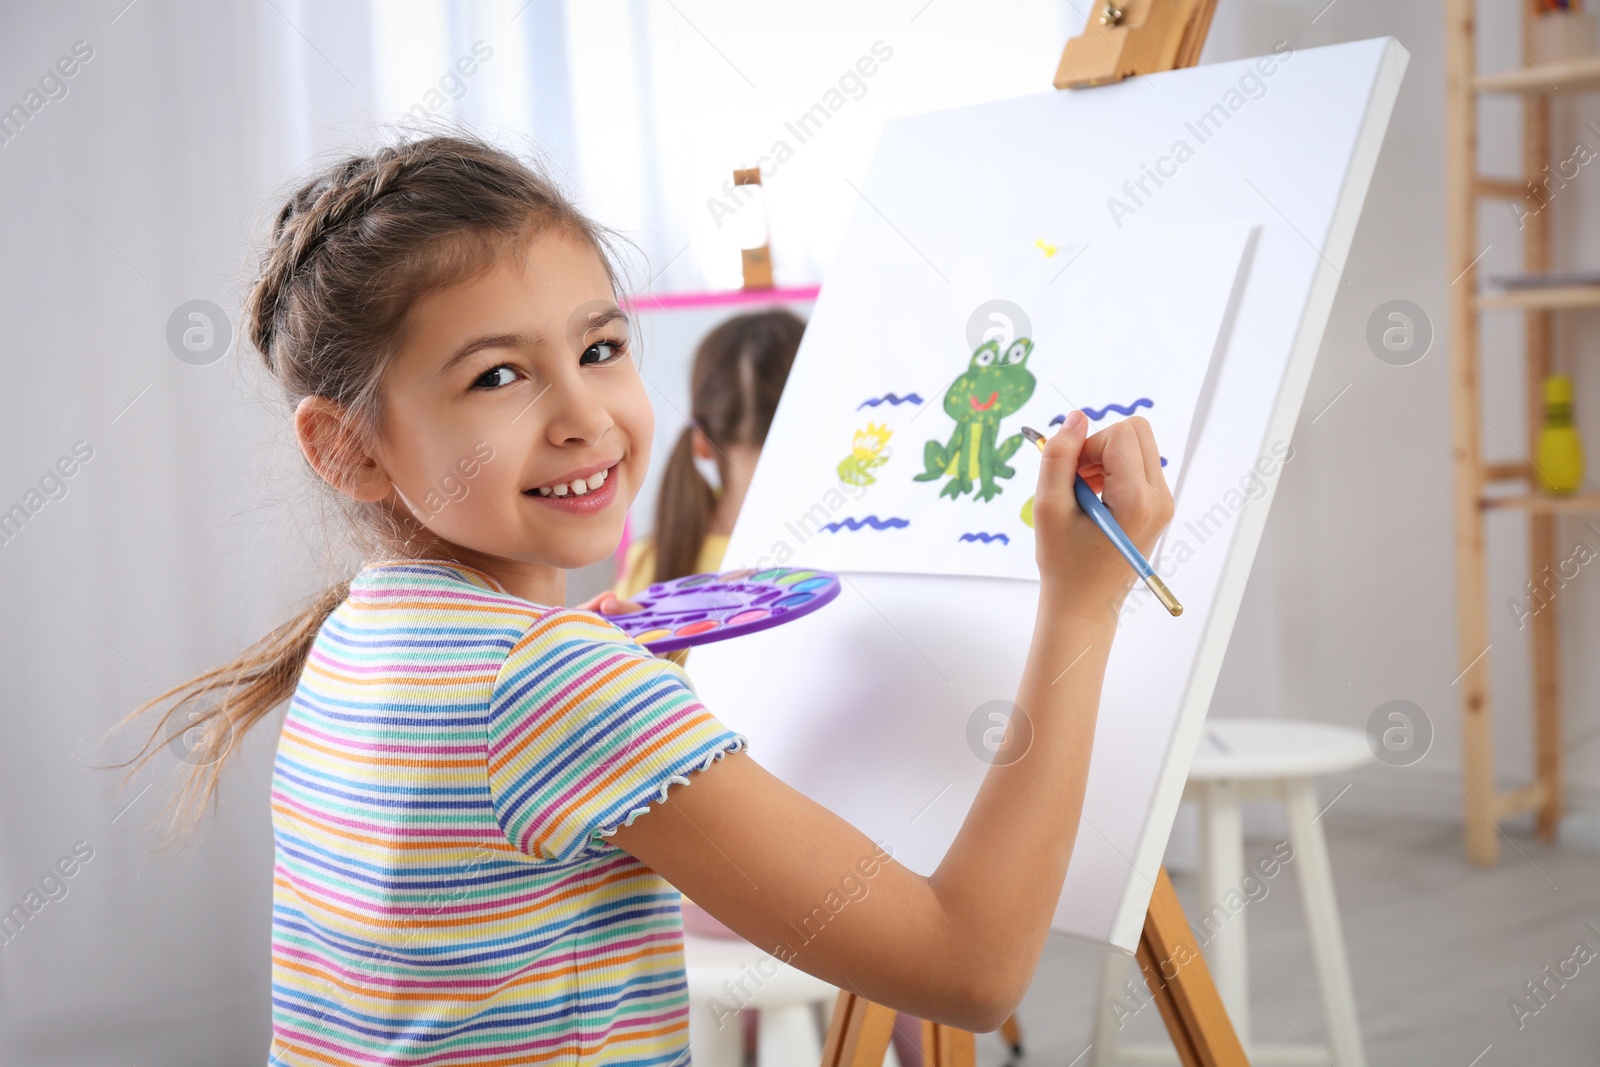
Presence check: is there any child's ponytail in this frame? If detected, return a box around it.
[114,130,628,839]
[653,422,719,583]
[650,309,804,583]
[112,580,348,837]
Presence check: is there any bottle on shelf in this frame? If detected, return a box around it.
[1536,373,1584,495]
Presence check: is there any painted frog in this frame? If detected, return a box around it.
[913,338,1036,502]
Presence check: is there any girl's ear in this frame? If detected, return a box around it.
[294,396,391,503]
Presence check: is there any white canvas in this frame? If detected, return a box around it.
[689,38,1407,952]
[736,224,1253,581]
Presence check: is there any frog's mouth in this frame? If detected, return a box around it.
[970,391,999,411]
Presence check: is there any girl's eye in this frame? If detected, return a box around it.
[581,339,626,366]
[472,365,518,390]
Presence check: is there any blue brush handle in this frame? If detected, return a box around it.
[1074,473,1156,580]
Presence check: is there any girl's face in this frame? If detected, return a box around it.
[370,226,652,589]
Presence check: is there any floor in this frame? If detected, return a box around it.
[15,815,1595,1065]
[971,815,1600,1067]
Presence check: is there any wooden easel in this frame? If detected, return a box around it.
[1052,0,1218,89]
[822,4,1248,1064]
[820,871,1244,1067]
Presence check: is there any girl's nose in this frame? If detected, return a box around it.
[544,375,613,446]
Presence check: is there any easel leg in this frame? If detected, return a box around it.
[820,990,979,1067]
[1138,868,1250,1067]
[998,1014,1023,1057]
[821,990,897,1067]
[918,1019,976,1066]
[822,869,1247,1067]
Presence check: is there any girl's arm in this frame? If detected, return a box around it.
[608,413,1173,1033]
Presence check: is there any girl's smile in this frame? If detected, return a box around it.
[524,457,621,512]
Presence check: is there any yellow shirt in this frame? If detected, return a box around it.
[613,533,731,600]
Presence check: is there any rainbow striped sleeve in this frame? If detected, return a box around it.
[486,608,747,862]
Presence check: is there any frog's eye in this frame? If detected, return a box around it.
[975,347,996,366]
[1004,341,1029,364]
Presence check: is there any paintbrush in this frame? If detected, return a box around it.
[1021,424,1182,617]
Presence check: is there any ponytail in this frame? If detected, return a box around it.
[646,308,804,586]
[652,425,717,583]
[110,578,348,841]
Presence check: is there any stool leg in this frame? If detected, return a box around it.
[1283,779,1367,1067]
[1197,780,1250,1045]
[1089,948,1132,1066]
[687,997,744,1067]
[758,1003,823,1067]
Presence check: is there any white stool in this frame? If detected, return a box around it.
[1092,720,1370,1067]
[684,931,880,1067]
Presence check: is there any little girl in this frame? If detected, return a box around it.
[614,307,804,601]
[124,133,1174,1066]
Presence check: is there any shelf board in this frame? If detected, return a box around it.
[1480,492,1600,513]
[1482,461,1531,483]
[1477,285,1600,310]
[1476,55,1600,94]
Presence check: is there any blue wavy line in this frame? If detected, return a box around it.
[1083,398,1153,421]
[856,392,925,410]
[821,515,911,533]
[958,532,1010,545]
[1049,398,1154,425]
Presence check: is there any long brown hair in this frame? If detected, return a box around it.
[114,131,628,838]
[651,309,803,582]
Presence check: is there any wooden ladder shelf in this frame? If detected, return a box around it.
[1445,0,1598,864]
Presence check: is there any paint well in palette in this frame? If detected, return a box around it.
[608,565,841,653]
[675,619,720,637]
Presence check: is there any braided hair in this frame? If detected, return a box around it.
[116,132,627,838]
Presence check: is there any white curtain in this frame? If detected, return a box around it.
[0,3,384,1061]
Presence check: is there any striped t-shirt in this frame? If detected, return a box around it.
[268,559,747,1066]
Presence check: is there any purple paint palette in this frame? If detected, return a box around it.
[611,566,841,653]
